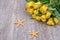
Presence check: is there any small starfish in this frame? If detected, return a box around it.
[15,19,23,27]
[30,31,38,38]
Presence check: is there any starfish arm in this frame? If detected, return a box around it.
[31,35,35,38]
[36,32,38,34]
[35,35,38,37]
[16,24,20,27]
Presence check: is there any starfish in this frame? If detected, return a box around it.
[30,31,38,38]
[15,19,23,27]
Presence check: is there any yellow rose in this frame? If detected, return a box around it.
[40,4,48,14]
[26,1,34,8]
[40,15,46,22]
[54,17,59,24]
[35,16,41,21]
[32,14,36,19]
[47,18,54,26]
[46,11,52,19]
[33,10,38,14]
[26,8,34,14]
[33,3,39,9]
[33,2,42,9]
[37,1,42,5]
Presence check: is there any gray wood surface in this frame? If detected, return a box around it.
[0,0,60,40]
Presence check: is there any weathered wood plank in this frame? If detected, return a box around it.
[0,0,60,40]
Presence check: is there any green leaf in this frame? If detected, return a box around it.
[33,0,38,2]
[49,0,60,13]
[26,0,30,2]
[40,0,49,4]
[36,13,41,16]
[54,10,60,21]
[36,11,42,16]
[48,6,60,21]
[26,0,38,2]
[48,7,56,11]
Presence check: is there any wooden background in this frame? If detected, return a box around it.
[0,0,60,40]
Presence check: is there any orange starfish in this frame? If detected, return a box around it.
[30,31,38,38]
[15,19,23,27]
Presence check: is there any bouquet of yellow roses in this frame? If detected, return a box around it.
[26,0,60,26]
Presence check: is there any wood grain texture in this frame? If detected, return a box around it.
[0,0,60,40]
